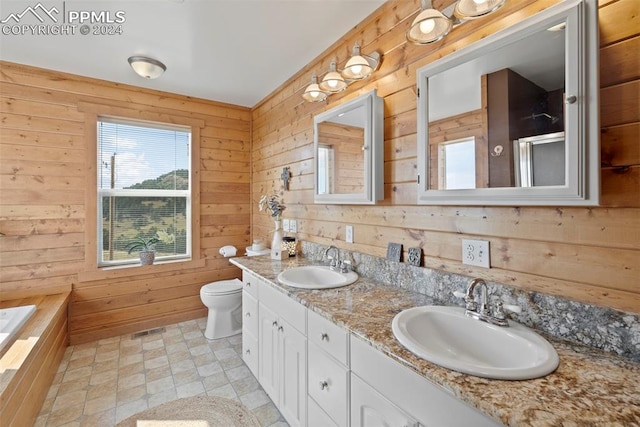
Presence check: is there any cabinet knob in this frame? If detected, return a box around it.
[272,321,278,327]
[566,95,577,104]
[245,312,251,318]
[319,380,329,390]
[320,333,329,341]
[246,282,251,287]
[245,349,250,355]
[278,325,284,332]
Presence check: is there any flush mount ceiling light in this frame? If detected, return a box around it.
[319,61,348,93]
[454,0,507,20]
[406,0,508,45]
[127,56,166,79]
[302,74,329,103]
[406,0,453,44]
[301,44,381,103]
[342,42,380,80]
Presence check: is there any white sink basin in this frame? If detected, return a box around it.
[392,305,559,380]
[277,265,358,289]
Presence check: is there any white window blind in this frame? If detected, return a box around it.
[97,118,191,266]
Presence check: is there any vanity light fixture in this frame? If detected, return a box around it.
[301,43,381,103]
[319,61,348,93]
[406,0,453,44]
[406,0,508,45]
[302,74,329,103]
[127,56,166,79]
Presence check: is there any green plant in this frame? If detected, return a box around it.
[125,230,175,254]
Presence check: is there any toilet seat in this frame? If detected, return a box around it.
[200,279,242,296]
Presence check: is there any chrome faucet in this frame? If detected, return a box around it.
[460,278,521,327]
[324,245,339,271]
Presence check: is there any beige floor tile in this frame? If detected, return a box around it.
[197,361,223,377]
[93,358,118,374]
[57,376,90,396]
[62,366,93,383]
[79,407,115,427]
[115,398,148,424]
[165,341,189,355]
[170,357,196,374]
[119,353,143,367]
[220,355,245,370]
[67,355,95,370]
[240,389,271,410]
[176,380,205,398]
[143,347,167,361]
[213,347,237,360]
[145,364,172,382]
[167,350,191,364]
[206,383,238,400]
[117,372,145,391]
[83,394,116,416]
[98,336,121,346]
[86,380,118,401]
[118,361,144,377]
[70,347,96,361]
[172,369,200,386]
[144,354,169,370]
[116,384,147,405]
[252,402,285,427]
[189,344,211,357]
[148,388,178,408]
[39,397,55,415]
[48,402,84,426]
[142,338,164,352]
[163,333,185,345]
[96,341,120,353]
[193,352,217,366]
[232,375,260,396]
[225,365,251,382]
[146,375,174,395]
[52,389,87,412]
[202,372,229,391]
[94,349,119,363]
[89,368,118,386]
[182,330,202,340]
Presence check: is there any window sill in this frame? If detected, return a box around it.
[77,258,207,283]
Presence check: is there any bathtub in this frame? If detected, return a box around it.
[0,305,36,352]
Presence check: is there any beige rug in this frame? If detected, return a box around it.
[115,396,262,427]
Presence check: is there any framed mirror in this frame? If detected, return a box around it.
[314,90,383,204]
[416,0,599,205]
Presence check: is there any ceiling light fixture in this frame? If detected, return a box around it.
[406,0,508,45]
[301,43,381,103]
[127,56,166,79]
[302,74,329,103]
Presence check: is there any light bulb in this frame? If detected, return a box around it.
[351,64,363,75]
[328,80,338,88]
[310,90,320,99]
[474,0,487,4]
[419,18,436,34]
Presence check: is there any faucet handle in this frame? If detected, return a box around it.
[452,290,466,299]
[502,303,522,314]
[494,302,522,320]
[340,260,352,273]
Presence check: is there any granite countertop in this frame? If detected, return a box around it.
[230,255,640,426]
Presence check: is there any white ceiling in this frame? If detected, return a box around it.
[0,0,386,107]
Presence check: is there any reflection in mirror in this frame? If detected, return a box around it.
[314,90,383,205]
[417,0,599,205]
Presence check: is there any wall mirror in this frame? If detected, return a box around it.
[314,89,383,204]
[416,0,599,205]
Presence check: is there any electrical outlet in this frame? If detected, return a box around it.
[283,219,290,232]
[290,219,297,233]
[346,225,354,243]
[462,239,490,268]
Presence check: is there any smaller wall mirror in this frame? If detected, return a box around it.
[416,0,599,205]
[314,90,383,204]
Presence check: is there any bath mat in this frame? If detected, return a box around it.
[115,396,261,427]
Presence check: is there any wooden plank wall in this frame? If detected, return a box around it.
[251,0,640,314]
[0,62,252,344]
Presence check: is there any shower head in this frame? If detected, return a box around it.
[529,112,560,124]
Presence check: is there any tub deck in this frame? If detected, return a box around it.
[0,293,70,427]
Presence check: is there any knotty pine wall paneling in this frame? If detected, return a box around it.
[0,62,251,344]
[250,0,640,314]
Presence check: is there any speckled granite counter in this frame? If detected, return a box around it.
[230,255,640,426]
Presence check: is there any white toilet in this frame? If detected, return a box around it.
[200,278,243,340]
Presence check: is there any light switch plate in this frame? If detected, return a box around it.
[462,239,490,268]
[283,219,290,232]
[290,219,297,233]
[346,225,354,243]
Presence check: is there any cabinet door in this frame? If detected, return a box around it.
[351,374,418,427]
[279,318,307,427]
[258,302,279,404]
[242,329,258,377]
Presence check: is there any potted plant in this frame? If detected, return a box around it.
[126,230,174,265]
[258,194,286,258]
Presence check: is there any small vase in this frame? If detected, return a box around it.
[139,250,155,265]
[271,219,284,259]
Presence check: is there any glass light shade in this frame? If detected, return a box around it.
[127,56,166,79]
[319,62,347,93]
[454,0,507,19]
[406,8,452,44]
[302,75,328,102]
[342,44,375,80]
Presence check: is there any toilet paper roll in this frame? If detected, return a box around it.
[219,245,237,257]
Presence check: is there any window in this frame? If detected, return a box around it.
[317,145,335,195]
[438,137,476,190]
[97,117,191,267]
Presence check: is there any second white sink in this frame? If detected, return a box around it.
[277,265,358,289]
[392,305,559,380]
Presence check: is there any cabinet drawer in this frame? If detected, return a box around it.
[308,342,349,427]
[308,309,349,366]
[242,330,258,377]
[350,373,417,427]
[242,270,259,298]
[242,291,258,337]
[260,281,306,334]
[308,396,339,427]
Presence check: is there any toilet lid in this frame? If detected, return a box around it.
[201,279,243,296]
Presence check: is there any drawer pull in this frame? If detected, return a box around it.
[245,349,250,355]
[320,332,329,341]
[245,312,251,318]
[278,325,284,332]
[272,321,278,327]
[319,380,329,390]
[246,282,251,287]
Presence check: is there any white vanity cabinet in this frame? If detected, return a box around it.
[350,335,501,427]
[307,309,350,427]
[241,271,259,377]
[258,279,307,427]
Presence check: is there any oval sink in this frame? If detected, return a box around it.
[277,265,358,289]
[392,305,559,380]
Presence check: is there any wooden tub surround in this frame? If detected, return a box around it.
[0,293,70,427]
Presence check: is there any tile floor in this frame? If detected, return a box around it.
[35,318,289,427]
